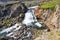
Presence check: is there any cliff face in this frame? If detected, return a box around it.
[35,4,60,30]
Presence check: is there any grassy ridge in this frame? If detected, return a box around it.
[40,2,56,10]
[40,0,60,10]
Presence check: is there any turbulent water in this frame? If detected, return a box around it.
[0,23,21,36]
[22,9,42,27]
[0,9,42,39]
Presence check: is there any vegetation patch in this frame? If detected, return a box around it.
[55,0,60,4]
[40,2,56,10]
[40,0,60,10]
[5,20,11,25]
[50,31,54,36]
[58,37,60,40]
[57,31,60,36]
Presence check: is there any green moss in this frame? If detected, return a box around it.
[55,0,60,4]
[40,0,60,10]
[18,0,33,1]
[58,37,60,40]
[0,21,3,27]
[40,2,56,10]
[57,31,60,36]
[5,20,11,25]
[50,31,54,36]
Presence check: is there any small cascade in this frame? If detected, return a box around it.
[0,23,21,36]
[22,9,42,27]
[0,6,42,40]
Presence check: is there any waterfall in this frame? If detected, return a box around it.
[22,9,42,27]
[0,23,22,36]
[0,7,42,37]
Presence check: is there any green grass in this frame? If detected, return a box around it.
[57,31,60,36]
[40,2,56,10]
[18,0,33,1]
[58,38,60,40]
[55,0,60,4]
[50,31,54,36]
[40,0,60,10]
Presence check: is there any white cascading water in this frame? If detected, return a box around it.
[22,9,42,27]
[0,8,42,37]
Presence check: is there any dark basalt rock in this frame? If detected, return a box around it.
[11,3,28,18]
[0,1,28,18]
[0,38,8,40]
[0,0,10,2]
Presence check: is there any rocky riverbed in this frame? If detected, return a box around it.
[0,0,60,40]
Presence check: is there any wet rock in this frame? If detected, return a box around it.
[4,25,33,40]
[0,38,8,40]
[11,3,28,18]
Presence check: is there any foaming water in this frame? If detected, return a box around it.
[22,9,42,27]
[0,9,42,37]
